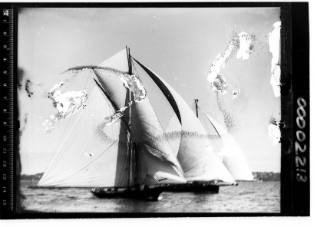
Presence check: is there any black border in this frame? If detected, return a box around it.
[0,2,309,218]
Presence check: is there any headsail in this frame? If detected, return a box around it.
[205,113,254,181]
[133,59,235,183]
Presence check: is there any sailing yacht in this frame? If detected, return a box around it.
[37,47,252,200]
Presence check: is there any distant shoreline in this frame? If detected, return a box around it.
[252,172,280,181]
[20,172,281,182]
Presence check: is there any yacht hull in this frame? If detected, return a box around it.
[91,186,163,201]
[91,181,233,201]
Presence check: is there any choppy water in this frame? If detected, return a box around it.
[20,181,280,213]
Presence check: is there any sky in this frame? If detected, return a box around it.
[18,7,281,174]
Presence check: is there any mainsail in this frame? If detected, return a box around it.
[133,59,235,183]
[205,113,254,181]
[38,80,130,187]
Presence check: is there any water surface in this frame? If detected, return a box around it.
[21,181,280,213]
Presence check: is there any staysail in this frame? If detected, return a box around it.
[205,113,254,181]
[133,59,235,183]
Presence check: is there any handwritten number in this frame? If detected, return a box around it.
[295,141,306,154]
[296,130,306,142]
[295,156,306,168]
[297,97,307,109]
[295,97,308,183]
[296,173,308,183]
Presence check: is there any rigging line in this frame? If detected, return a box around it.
[205,116,222,138]
[45,140,120,185]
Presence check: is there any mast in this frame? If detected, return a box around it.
[126,46,134,187]
[194,98,199,118]
[127,46,132,74]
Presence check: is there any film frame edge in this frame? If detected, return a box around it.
[0,2,309,218]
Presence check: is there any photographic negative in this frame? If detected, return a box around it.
[0,2,309,218]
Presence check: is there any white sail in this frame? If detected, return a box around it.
[93,49,185,185]
[38,82,130,187]
[131,98,185,184]
[205,113,254,181]
[164,115,182,157]
[134,59,235,183]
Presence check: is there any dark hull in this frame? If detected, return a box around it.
[91,181,232,201]
[91,186,163,201]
